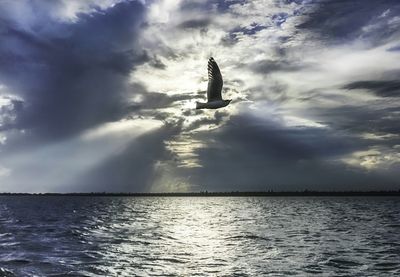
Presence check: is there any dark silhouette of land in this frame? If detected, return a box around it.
[0,191,400,197]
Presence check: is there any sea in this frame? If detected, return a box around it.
[0,196,399,276]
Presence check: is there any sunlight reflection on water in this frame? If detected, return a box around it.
[0,196,400,276]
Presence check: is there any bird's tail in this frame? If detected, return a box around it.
[196,102,206,109]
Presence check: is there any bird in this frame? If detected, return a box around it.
[196,57,231,109]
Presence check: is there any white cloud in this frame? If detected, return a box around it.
[342,146,400,171]
[0,0,124,26]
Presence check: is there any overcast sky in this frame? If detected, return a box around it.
[0,0,400,192]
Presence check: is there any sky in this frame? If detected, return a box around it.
[0,0,400,192]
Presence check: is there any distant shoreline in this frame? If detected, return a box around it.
[1,191,400,197]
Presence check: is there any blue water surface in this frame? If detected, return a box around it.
[0,196,399,276]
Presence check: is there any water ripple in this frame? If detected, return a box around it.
[0,196,399,276]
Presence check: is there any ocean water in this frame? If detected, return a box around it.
[0,196,399,276]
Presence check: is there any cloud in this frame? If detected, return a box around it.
[249,59,303,74]
[0,0,126,26]
[0,1,185,192]
[129,0,400,191]
[178,18,212,29]
[1,0,400,192]
[343,80,400,97]
[0,95,23,132]
[187,114,399,191]
[303,102,400,138]
[342,145,400,171]
[0,0,147,140]
[298,0,400,45]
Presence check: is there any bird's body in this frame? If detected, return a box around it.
[196,99,230,109]
[196,57,231,109]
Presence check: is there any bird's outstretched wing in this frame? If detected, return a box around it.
[207,57,223,102]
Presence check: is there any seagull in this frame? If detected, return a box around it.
[196,57,231,109]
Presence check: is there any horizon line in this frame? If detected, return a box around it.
[1,190,400,197]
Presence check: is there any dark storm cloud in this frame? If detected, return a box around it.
[387,45,400,52]
[188,114,396,191]
[298,0,400,45]
[220,114,361,160]
[304,103,400,136]
[0,1,147,140]
[343,80,400,97]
